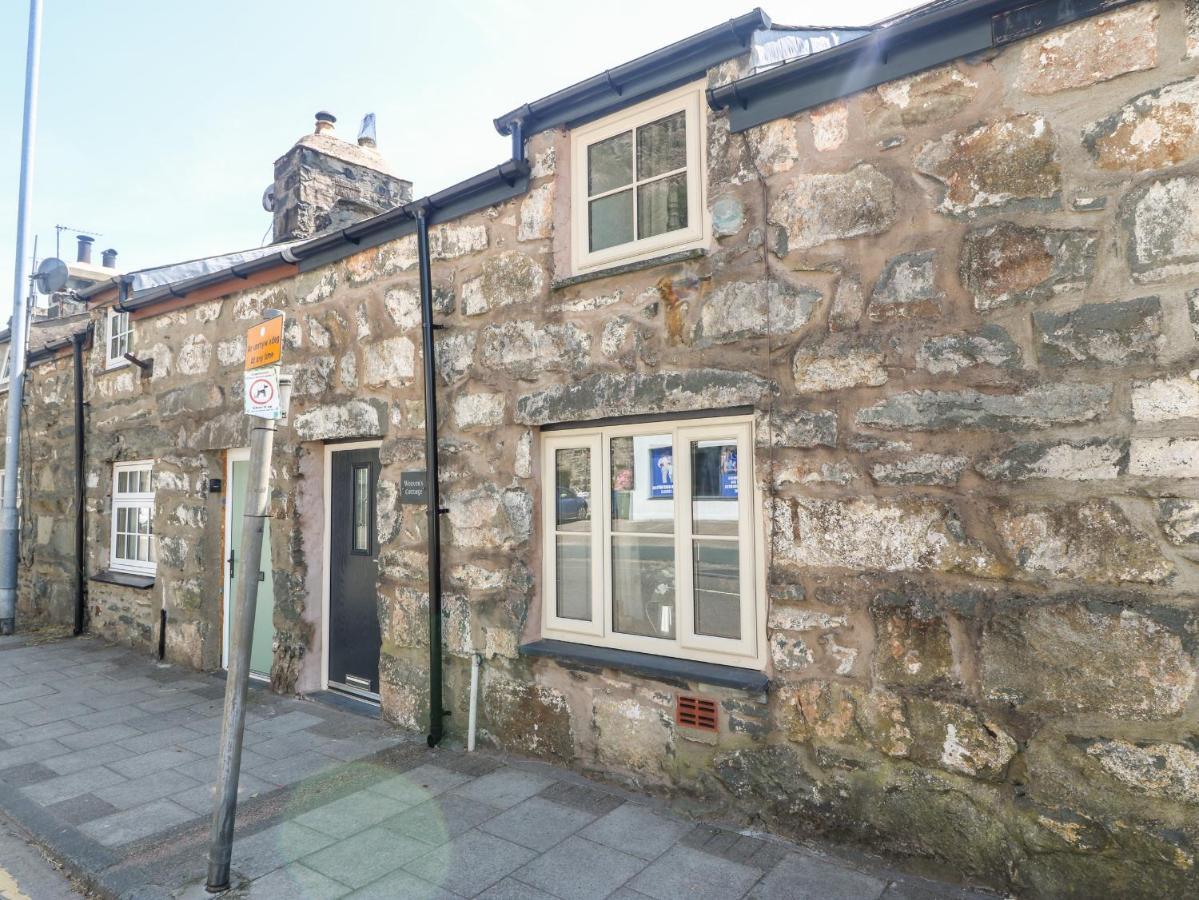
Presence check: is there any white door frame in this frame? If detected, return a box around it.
[321,439,384,693]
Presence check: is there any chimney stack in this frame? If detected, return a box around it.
[102,248,118,269]
[268,111,412,243]
[76,234,94,264]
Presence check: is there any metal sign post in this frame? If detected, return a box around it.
[206,311,288,892]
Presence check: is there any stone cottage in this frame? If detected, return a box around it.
[5,0,1199,894]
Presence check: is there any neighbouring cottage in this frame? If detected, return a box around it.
[4,1,1199,895]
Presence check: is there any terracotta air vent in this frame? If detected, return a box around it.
[676,694,719,732]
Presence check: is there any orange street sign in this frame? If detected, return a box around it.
[245,315,284,370]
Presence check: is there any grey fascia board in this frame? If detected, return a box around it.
[709,0,1138,132]
[493,8,768,136]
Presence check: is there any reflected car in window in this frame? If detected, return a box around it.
[556,487,589,523]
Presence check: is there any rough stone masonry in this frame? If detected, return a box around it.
[5,2,1199,896]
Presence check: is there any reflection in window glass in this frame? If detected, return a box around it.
[636,112,687,180]
[588,190,634,252]
[352,465,370,553]
[610,435,674,534]
[588,131,633,195]
[691,439,740,638]
[612,535,675,639]
[554,447,592,621]
[694,540,739,639]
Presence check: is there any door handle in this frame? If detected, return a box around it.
[228,551,234,580]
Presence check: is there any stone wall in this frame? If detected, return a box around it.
[5,2,1199,895]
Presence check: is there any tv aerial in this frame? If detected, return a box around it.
[33,257,69,294]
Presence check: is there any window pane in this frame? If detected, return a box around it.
[588,131,633,195]
[555,534,591,620]
[612,535,675,639]
[555,448,591,530]
[611,435,673,534]
[694,539,740,639]
[636,111,686,180]
[588,191,633,252]
[117,472,128,493]
[691,440,739,536]
[636,172,688,240]
[352,465,370,552]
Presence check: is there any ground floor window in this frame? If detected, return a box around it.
[541,414,761,668]
[110,460,155,575]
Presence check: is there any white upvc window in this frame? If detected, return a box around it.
[0,344,9,389]
[110,460,155,575]
[105,306,132,369]
[570,82,707,274]
[541,415,763,669]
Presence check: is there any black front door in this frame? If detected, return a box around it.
[329,447,381,696]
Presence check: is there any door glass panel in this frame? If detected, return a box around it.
[694,539,740,639]
[612,535,675,639]
[691,439,739,536]
[588,131,633,195]
[636,172,688,239]
[589,190,633,252]
[352,465,370,553]
[611,435,674,534]
[556,534,591,620]
[636,111,686,180]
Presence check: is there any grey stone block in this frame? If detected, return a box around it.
[477,877,561,899]
[43,792,120,826]
[172,772,276,815]
[293,789,415,839]
[370,764,470,803]
[0,761,57,787]
[243,863,349,899]
[449,767,553,809]
[479,796,596,852]
[24,765,127,805]
[303,825,428,889]
[515,835,648,900]
[404,829,537,897]
[108,746,201,778]
[230,821,337,880]
[346,869,458,900]
[247,710,324,737]
[247,750,336,786]
[58,723,142,750]
[43,742,139,776]
[93,767,199,811]
[382,793,502,845]
[748,852,887,900]
[580,803,692,861]
[0,738,71,770]
[79,798,197,847]
[629,845,761,900]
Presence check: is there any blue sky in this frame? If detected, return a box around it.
[0,0,912,294]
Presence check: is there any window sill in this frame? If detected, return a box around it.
[91,570,155,589]
[520,638,768,692]
[551,248,706,292]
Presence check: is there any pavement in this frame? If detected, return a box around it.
[0,633,998,900]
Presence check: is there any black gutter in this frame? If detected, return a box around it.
[707,0,1137,132]
[415,207,447,748]
[71,330,86,636]
[493,8,768,137]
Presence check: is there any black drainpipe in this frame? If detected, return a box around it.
[416,206,447,747]
[71,331,86,635]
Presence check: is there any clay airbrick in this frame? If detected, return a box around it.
[676,694,719,732]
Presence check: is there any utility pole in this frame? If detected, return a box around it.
[206,312,288,891]
[1,0,44,635]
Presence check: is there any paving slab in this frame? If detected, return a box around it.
[515,834,648,900]
[748,850,888,899]
[579,801,692,861]
[629,844,762,900]
[404,828,538,897]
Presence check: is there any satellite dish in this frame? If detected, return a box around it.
[34,257,69,294]
[262,184,276,213]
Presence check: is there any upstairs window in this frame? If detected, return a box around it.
[0,344,9,389]
[541,415,762,668]
[111,460,155,575]
[571,83,706,273]
[106,307,132,370]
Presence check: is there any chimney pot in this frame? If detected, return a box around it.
[357,113,377,148]
[76,234,94,264]
[314,111,336,134]
[102,248,118,269]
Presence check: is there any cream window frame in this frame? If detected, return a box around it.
[105,306,132,370]
[0,344,9,389]
[110,460,156,576]
[540,415,764,669]
[570,81,708,275]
